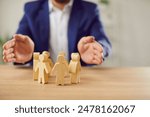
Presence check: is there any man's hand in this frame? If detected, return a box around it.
[3,34,34,63]
[77,36,103,65]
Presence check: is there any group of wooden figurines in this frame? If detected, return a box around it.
[33,51,81,85]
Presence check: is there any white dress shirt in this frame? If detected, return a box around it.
[48,0,74,62]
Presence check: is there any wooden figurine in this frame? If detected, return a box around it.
[33,52,40,81]
[51,55,69,85]
[58,51,68,66]
[42,51,54,76]
[35,54,51,84]
[42,51,53,67]
[69,53,81,84]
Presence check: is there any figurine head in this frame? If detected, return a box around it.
[71,53,80,61]
[39,54,48,62]
[59,51,66,57]
[57,55,64,63]
[33,52,40,60]
[42,51,50,58]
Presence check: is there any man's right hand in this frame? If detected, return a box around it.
[3,34,34,63]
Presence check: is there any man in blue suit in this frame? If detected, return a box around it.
[3,0,111,66]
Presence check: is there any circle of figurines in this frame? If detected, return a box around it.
[33,51,81,86]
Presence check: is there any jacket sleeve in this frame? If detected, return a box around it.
[89,6,112,59]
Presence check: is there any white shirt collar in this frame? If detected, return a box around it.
[49,0,74,12]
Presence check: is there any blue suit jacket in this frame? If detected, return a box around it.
[16,0,111,65]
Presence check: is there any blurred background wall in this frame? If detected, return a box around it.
[0,0,150,66]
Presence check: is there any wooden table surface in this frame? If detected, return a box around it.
[0,65,150,100]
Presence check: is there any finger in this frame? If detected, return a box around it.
[82,36,95,44]
[91,59,101,65]
[7,58,16,62]
[83,43,90,50]
[3,48,14,56]
[93,55,103,64]
[101,52,104,59]
[4,53,15,60]
[94,49,104,61]
[86,53,100,64]
[93,49,100,58]
[78,36,95,46]
[78,41,91,53]
[3,39,15,50]
[3,57,8,63]
[93,55,101,64]
[93,42,103,53]
[5,58,16,63]
[3,55,16,63]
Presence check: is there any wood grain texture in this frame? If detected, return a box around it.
[0,65,150,100]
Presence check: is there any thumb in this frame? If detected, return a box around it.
[83,43,90,51]
[78,42,90,54]
[82,36,95,44]
[13,34,27,42]
[78,36,95,53]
